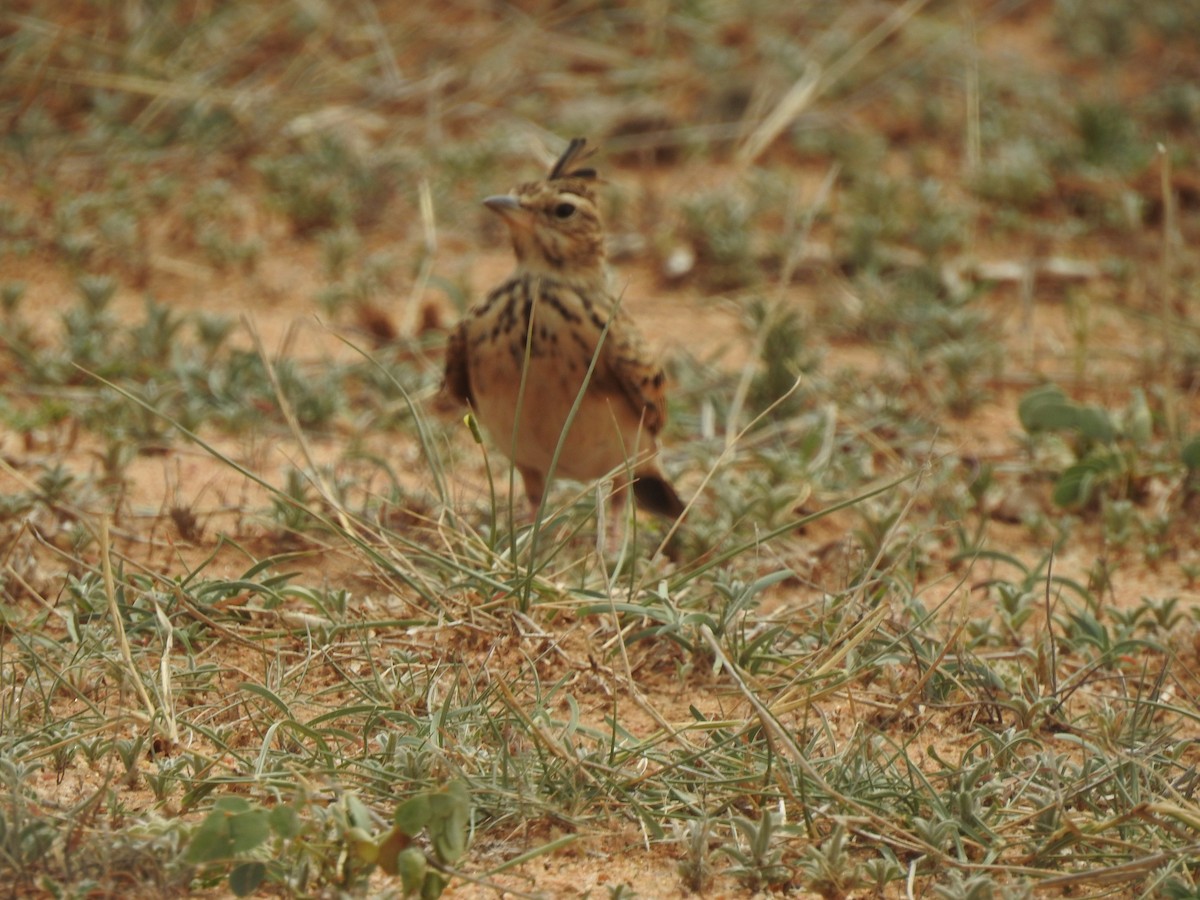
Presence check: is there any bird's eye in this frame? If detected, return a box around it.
[553,202,576,219]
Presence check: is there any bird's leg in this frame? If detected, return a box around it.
[517,465,546,517]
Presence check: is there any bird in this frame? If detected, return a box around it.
[439,137,685,521]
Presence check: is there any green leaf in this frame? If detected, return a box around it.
[1054,466,1089,507]
[268,804,301,839]
[394,794,432,837]
[348,827,378,864]
[421,869,449,900]
[184,811,236,864]
[345,793,373,830]
[1017,384,1116,443]
[396,847,427,894]
[185,798,272,864]
[229,861,267,897]
[1018,384,1071,432]
[1052,455,1118,508]
[1125,388,1152,444]
[428,783,470,864]
[746,569,796,598]
[237,682,291,715]
[228,807,270,855]
[213,796,253,814]
[1182,435,1200,470]
[1073,405,1116,444]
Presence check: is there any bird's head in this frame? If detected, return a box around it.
[484,138,605,284]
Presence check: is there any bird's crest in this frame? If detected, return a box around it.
[548,138,597,181]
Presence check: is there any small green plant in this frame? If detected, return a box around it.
[256,136,398,235]
[932,870,1012,900]
[972,139,1056,209]
[319,225,362,280]
[675,818,714,893]
[185,796,304,897]
[798,824,870,896]
[0,758,60,891]
[744,298,818,419]
[348,781,472,898]
[677,187,759,290]
[1,280,26,315]
[184,179,263,272]
[268,467,320,539]
[718,813,791,891]
[1053,0,1134,59]
[1018,383,1181,509]
[114,735,147,789]
[1075,102,1146,171]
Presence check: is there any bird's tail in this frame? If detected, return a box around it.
[633,474,686,520]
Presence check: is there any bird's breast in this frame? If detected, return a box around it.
[467,275,612,372]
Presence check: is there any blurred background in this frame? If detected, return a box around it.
[3,0,1196,330]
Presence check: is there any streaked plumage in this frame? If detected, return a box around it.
[439,138,684,518]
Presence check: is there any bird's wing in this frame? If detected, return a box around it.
[597,313,668,435]
[438,321,474,410]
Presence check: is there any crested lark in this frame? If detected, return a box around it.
[439,137,685,519]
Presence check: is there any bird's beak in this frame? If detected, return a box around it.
[483,194,521,214]
[483,194,532,231]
